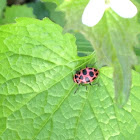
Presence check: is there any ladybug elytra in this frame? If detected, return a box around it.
[73,66,99,93]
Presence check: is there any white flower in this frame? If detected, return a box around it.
[82,0,138,27]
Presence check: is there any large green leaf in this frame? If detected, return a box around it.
[0,17,140,140]
[46,0,140,106]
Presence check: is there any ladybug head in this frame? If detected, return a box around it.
[73,74,80,84]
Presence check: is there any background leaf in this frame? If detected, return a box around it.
[0,17,140,140]
[50,0,140,106]
[27,1,49,20]
[0,0,6,18]
[41,0,63,5]
[45,2,66,27]
[74,32,93,57]
[0,0,6,24]
[1,5,36,24]
[134,34,140,73]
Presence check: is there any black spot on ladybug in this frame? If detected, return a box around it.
[79,75,83,80]
[94,69,97,72]
[96,73,98,76]
[82,69,87,75]
[75,75,78,79]
[85,77,90,82]
[76,79,79,83]
[92,77,96,80]
[89,71,94,77]
[88,68,93,70]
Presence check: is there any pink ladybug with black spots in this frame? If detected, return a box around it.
[73,66,99,93]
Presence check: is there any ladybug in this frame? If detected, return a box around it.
[73,66,99,93]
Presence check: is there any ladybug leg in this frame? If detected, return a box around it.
[89,83,91,85]
[74,84,80,94]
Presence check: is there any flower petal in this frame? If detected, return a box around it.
[82,0,105,27]
[110,0,137,18]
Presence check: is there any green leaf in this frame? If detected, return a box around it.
[0,17,92,139]
[45,2,66,27]
[41,0,63,5]
[57,0,140,106]
[42,2,92,56]
[27,1,49,19]
[74,32,93,57]
[134,64,140,72]
[134,47,140,72]
[0,17,140,140]
[2,5,36,24]
[42,1,91,56]
[0,0,6,18]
